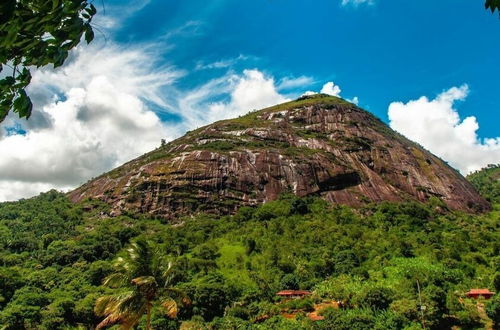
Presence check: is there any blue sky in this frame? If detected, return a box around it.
[109,0,499,136]
[0,0,499,201]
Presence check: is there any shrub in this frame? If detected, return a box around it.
[280,273,300,290]
[319,308,375,330]
[281,298,315,312]
[486,294,500,327]
[362,287,395,310]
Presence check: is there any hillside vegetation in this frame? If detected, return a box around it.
[467,164,500,204]
[0,167,498,329]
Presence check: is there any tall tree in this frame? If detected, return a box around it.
[94,239,190,329]
[0,0,96,122]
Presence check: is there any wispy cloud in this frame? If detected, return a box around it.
[277,76,314,90]
[195,54,252,71]
[341,0,374,7]
[160,20,205,41]
[92,0,153,31]
[175,69,289,130]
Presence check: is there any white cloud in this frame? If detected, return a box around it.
[341,0,374,6]
[348,96,359,105]
[223,70,288,113]
[388,85,500,174]
[302,81,359,104]
[320,81,342,96]
[0,43,180,201]
[0,182,56,202]
[177,69,289,129]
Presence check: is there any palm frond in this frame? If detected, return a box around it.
[164,287,191,306]
[95,239,190,328]
[131,276,157,287]
[103,272,128,288]
[96,313,139,330]
[94,291,145,329]
[160,297,179,318]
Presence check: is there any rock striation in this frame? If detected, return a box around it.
[69,94,490,218]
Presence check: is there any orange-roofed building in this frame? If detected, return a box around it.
[465,289,495,299]
[276,290,311,299]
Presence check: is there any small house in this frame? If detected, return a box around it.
[465,289,495,299]
[276,290,311,299]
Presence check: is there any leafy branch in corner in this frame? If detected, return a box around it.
[485,0,500,15]
[0,0,97,122]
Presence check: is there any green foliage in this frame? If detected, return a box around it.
[0,186,498,328]
[467,164,500,204]
[361,287,395,310]
[280,298,315,312]
[486,294,500,328]
[319,308,376,330]
[185,272,235,321]
[486,0,500,14]
[0,0,96,121]
[280,274,300,290]
[94,239,190,329]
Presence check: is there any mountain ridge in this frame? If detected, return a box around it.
[69,94,490,218]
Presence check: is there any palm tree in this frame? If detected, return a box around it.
[94,239,190,329]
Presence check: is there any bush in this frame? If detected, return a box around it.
[281,298,315,312]
[486,294,500,327]
[333,250,359,275]
[362,287,395,310]
[319,308,375,330]
[280,273,300,290]
[225,305,251,320]
[373,310,407,330]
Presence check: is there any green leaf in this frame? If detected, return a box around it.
[13,68,32,88]
[90,4,97,16]
[0,76,16,87]
[13,89,33,119]
[53,49,68,68]
[0,0,97,123]
[0,104,10,122]
[0,0,16,25]
[85,26,94,44]
[485,0,500,13]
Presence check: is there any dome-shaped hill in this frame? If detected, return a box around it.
[69,94,490,219]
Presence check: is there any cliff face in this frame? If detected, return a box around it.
[69,95,490,218]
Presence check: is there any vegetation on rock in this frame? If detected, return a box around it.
[69,95,490,219]
[467,164,500,204]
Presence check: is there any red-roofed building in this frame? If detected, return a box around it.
[466,289,495,299]
[276,290,311,299]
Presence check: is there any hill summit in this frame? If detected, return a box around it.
[69,94,490,218]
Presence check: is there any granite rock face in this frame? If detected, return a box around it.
[69,95,490,219]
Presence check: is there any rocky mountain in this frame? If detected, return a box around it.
[69,94,490,219]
